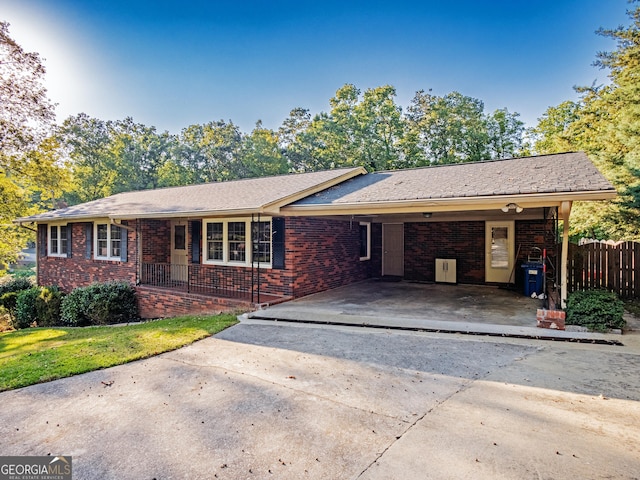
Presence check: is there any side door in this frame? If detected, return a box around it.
[485,221,515,283]
[382,223,404,277]
[171,220,188,282]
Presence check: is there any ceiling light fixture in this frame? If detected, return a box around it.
[501,203,524,213]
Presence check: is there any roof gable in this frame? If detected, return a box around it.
[288,152,615,210]
[17,167,365,223]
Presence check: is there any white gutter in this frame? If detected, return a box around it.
[280,190,617,216]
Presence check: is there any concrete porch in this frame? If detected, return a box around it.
[246,279,623,344]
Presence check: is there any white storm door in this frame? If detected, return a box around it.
[485,221,515,283]
[171,220,188,282]
[382,223,404,277]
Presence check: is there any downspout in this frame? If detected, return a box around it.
[256,213,261,305]
[251,214,255,304]
[136,220,141,285]
[560,201,572,309]
[110,219,135,231]
[17,222,37,233]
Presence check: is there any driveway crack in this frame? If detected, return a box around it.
[354,379,476,479]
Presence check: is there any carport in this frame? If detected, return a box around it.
[282,152,617,309]
[246,280,621,343]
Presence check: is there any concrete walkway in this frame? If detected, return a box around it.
[248,280,626,344]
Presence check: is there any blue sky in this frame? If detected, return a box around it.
[3,0,631,134]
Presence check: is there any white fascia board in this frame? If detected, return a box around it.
[280,190,617,216]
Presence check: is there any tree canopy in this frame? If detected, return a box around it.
[3,2,640,270]
[531,3,640,240]
[0,22,65,268]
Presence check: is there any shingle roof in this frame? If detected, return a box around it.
[15,152,615,224]
[290,152,615,206]
[16,167,365,222]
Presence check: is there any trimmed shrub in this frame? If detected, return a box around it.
[60,287,90,327]
[61,281,138,327]
[0,292,18,322]
[35,286,64,327]
[566,290,626,332]
[0,277,34,296]
[14,287,40,329]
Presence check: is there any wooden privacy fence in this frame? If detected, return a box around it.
[567,241,639,299]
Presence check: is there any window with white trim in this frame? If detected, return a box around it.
[203,218,272,267]
[48,224,69,257]
[252,221,271,263]
[359,222,371,261]
[94,222,122,260]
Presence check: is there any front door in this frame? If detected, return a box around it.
[382,223,404,277]
[485,221,515,283]
[171,220,188,282]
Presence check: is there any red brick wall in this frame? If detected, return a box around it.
[404,221,486,283]
[136,286,251,318]
[37,222,137,292]
[400,219,555,285]
[141,219,170,263]
[286,217,373,297]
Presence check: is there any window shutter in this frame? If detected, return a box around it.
[272,217,285,269]
[38,224,47,258]
[66,224,73,258]
[120,224,128,262]
[85,223,93,259]
[191,220,201,264]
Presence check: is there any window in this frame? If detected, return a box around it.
[359,222,371,261]
[48,225,69,257]
[95,223,123,260]
[174,225,186,250]
[206,222,224,261]
[228,222,246,262]
[203,218,272,267]
[252,221,271,263]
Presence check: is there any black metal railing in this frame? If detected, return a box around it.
[141,263,254,300]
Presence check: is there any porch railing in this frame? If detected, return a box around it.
[140,263,254,300]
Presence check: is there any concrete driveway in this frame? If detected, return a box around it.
[1,320,639,479]
[250,280,627,343]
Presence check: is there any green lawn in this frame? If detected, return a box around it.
[0,314,238,392]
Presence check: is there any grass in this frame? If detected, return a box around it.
[0,314,238,392]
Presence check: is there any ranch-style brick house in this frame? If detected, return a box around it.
[15,152,616,319]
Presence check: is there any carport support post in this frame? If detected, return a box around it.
[560,201,572,309]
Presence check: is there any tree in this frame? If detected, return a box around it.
[0,22,57,268]
[487,108,527,159]
[109,118,174,192]
[355,85,406,170]
[531,4,640,240]
[530,101,581,154]
[406,91,490,165]
[0,22,55,165]
[236,121,289,178]
[20,136,71,211]
[175,121,243,183]
[288,84,407,172]
[279,108,314,172]
[58,114,118,203]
